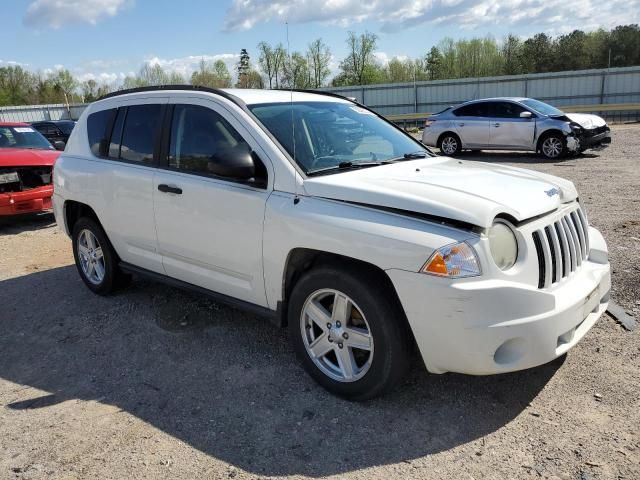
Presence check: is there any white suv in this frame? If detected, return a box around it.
[53,86,611,400]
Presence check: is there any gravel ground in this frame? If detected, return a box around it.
[0,125,638,480]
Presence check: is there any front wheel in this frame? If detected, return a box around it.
[539,134,566,160]
[288,265,411,400]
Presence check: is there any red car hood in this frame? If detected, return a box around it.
[0,148,60,167]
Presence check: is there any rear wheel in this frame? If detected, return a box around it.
[438,133,462,156]
[539,133,566,160]
[72,217,130,294]
[288,265,411,400]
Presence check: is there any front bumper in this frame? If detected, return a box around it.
[387,229,610,375]
[569,128,612,152]
[0,185,53,216]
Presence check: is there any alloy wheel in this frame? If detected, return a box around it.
[542,137,563,158]
[441,136,458,155]
[77,229,105,285]
[300,289,374,383]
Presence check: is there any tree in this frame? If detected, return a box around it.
[520,33,555,73]
[386,57,415,83]
[338,31,379,85]
[307,38,331,88]
[236,48,251,88]
[257,42,277,89]
[81,79,98,102]
[283,52,310,89]
[502,34,523,75]
[425,46,443,80]
[52,69,78,104]
[191,59,232,88]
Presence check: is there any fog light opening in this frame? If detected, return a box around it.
[493,338,527,365]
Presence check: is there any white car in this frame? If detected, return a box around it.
[53,87,611,400]
[422,97,611,159]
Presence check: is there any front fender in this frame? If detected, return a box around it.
[262,192,476,309]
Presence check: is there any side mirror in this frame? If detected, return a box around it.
[520,111,533,119]
[208,145,257,182]
[53,140,66,151]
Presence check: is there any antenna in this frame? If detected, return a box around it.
[287,21,300,205]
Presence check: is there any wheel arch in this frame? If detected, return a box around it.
[64,200,103,236]
[280,249,416,349]
[536,128,565,152]
[437,131,461,148]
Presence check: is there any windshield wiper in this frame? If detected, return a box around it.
[307,161,386,176]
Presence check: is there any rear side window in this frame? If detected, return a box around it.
[120,104,163,164]
[87,109,115,156]
[453,103,488,117]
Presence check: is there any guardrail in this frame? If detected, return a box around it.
[387,103,640,128]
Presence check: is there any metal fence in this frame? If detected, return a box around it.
[321,66,640,123]
[0,103,88,123]
[2,66,639,124]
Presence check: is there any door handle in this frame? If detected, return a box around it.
[158,184,182,195]
[493,123,501,127]
[458,123,465,127]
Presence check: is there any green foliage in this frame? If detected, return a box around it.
[1,24,639,106]
[191,59,232,88]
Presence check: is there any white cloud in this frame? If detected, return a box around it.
[144,53,240,79]
[223,0,640,33]
[23,0,129,28]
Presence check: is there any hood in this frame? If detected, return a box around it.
[0,148,60,167]
[565,113,607,129]
[303,157,578,229]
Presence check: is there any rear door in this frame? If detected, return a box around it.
[487,101,536,149]
[86,98,168,274]
[452,102,491,148]
[152,98,272,307]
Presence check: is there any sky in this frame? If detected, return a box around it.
[2,0,639,85]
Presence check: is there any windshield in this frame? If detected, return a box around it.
[520,99,564,117]
[248,101,430,174]
[0,126,54,150]
[57,121,76,135]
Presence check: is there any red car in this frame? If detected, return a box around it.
[0,122,60,216]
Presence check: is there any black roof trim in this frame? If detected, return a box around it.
[97,84,242,103]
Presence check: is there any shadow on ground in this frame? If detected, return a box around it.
[0,213,55,235]
[0,266,560,477]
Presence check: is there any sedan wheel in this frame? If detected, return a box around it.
[439,134,461,156]
[300,288,374,383]
[541,136,565,159]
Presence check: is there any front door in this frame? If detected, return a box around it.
[152,99,272,307]
[488,101,537,149]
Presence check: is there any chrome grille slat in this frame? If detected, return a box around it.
[570,211,587,260]
[576,208,590,257]
[533,206,590,289]
[562,217,578,271]
[546,225,563,282]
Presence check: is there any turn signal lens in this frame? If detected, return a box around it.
[421,242,481,278]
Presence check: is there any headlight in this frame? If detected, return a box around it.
[489,221,518,270]
[421,241,481,278]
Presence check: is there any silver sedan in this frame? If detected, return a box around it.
[421,97,611,159]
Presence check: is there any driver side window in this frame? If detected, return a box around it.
[169,104,250,176]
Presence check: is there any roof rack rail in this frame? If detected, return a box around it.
[97,84,237,102]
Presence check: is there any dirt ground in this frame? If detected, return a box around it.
[0,125,639,480]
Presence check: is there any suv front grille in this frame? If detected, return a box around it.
[532,207,589,289]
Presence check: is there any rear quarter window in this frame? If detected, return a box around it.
[87,109,116,157]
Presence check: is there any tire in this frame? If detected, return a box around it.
[288,265,411,400]
[539,133,566,160]
[71,217,130,295]
[438,133,462,156]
